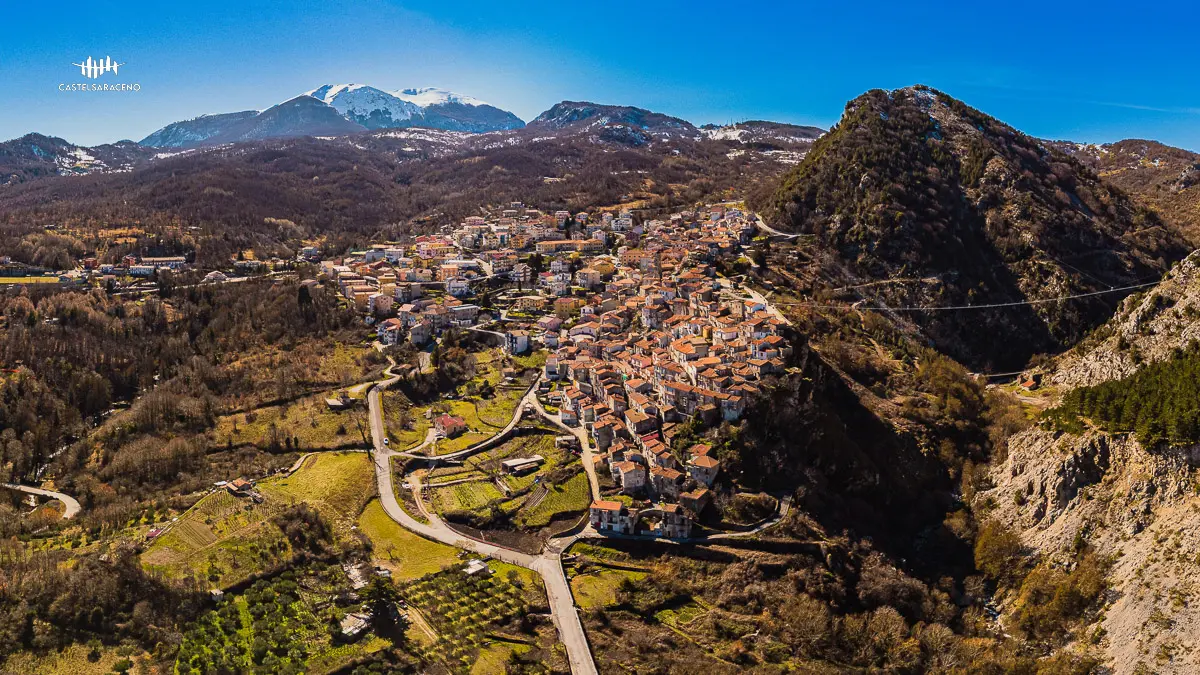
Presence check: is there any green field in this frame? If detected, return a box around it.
[141,490,292,587]
[471,640,532,675]
[570,566,648,609]
[516,471,590,528]
[357,499,461,580]
[212,390,370,450]
[261,452,375,536]
[509,349,548,371]
[142,453,375,586]
[474,386,528,427]
[655,600,709,627]
[490,561,547,607]
[433,480,504,514]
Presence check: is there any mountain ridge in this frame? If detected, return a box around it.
[755,85,1189,370]
[139,83,526,148]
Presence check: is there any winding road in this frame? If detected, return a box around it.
[2,483,81,519]
[752,213,810,240]
[365,312,791,672]
[367,361,598,675]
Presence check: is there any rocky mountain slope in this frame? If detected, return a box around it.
[976,245,1200,672]
[1052,139,1200,245]
[755,85,1189,371]
[0,133,154,185]
[527,101,699,145]
[1052,250,1200,388]
[983,423,1200,674]
[138,111,260,149]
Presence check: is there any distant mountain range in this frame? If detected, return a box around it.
[139,84,526,149]
[0,94,828,186]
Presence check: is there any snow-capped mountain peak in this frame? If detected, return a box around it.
[140,83,523,148]
[305,83,364,104]
[304,84,420,128]
[391,87,487,108]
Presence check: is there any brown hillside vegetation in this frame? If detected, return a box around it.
[1052,138,1200,245]
[754,85,1188,371]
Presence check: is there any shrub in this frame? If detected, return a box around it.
[974,520,1025,583]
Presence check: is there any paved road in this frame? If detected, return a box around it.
[706,493,793,540]
[715,276,793,328]
[392,380,542,462]
[752,213,809,240]
[528,393,601,501]
[2,483,81,519]
[367,361,598,675]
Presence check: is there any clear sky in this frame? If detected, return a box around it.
[3,0,1199,149]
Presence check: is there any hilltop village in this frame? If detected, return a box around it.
[317,203,791,539]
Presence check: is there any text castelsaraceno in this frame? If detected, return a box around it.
[59,82,142,92]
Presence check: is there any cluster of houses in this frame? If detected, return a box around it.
[307,202,784,539]
[479,206,785,539]
[48,254,193,286]
[315,239,498,346]
[587,442,722,539]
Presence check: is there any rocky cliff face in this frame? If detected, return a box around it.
[1054,250,1200,388]
[985,417,1200,671]
[980,243,1200,671]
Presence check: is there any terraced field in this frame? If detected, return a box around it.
[142,453,375,586]
[515,471,590,528]
[261,452,375,537]
[433,481,504,514]
[426,427,588,530]
[427,464,487,482]
[357,499,461,580]
[140,490,290,587]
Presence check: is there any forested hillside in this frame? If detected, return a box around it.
[1046,345,1200,446]
[0,131,798,268]
[754,86,1188,370]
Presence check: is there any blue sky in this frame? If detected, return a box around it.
[3,0,1199,149]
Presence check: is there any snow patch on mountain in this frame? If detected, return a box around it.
[392,87,487,107]
[304,84,421,127]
